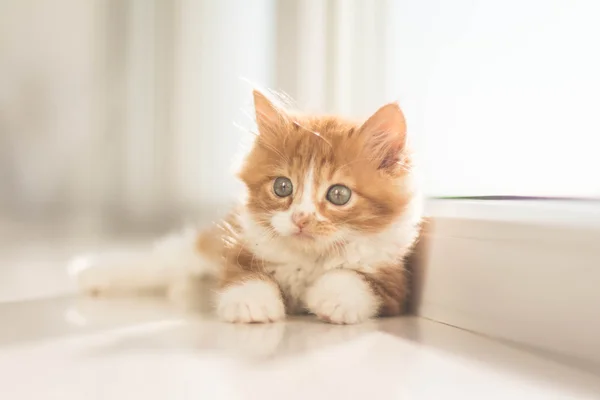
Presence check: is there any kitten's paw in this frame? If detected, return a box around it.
[305,269,379,324]
[216,280,285,323]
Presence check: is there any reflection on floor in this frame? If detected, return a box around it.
[0,220,599,399]
[0,297,599,399]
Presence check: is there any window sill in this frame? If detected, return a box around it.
[412,199,600,368]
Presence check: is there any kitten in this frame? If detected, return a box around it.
[72,90,422,324]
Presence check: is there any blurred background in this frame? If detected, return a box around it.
[1,0,599,231]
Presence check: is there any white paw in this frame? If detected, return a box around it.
[305,269,379,324]
[216,280,285,323]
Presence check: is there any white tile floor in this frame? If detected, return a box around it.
[1,223,599,399]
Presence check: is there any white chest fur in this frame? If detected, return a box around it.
[265,260,323,312]
[238,205,421,313]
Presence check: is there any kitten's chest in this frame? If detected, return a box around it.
[265,260,325,313]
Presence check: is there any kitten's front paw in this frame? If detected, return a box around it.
[216,280,285,323]
[305,269,379,324]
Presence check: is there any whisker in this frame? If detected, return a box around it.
[240,107,256,123]
[232,121,258,137]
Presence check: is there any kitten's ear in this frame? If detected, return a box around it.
[253,90,285,135]
[359,103,407,170]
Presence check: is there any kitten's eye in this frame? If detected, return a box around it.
[273,177,293,197]
[326,185,352,206]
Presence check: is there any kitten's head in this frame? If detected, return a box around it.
[238,91,417,251]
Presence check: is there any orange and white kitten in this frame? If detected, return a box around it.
[72,90,422,324]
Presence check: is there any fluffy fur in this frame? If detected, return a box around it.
[71,90,422,324]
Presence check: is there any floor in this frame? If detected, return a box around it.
[1,220,599,399]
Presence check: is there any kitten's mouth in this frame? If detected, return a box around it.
[292,231,314,240]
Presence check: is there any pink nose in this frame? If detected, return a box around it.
[291,211,311,228]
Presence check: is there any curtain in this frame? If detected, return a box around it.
[0,0,276,224]
[0,0,400,224]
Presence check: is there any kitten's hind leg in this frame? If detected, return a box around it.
[69,228,221,297]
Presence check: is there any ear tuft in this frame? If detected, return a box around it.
[253,90,285,135]
[359,103,407,170]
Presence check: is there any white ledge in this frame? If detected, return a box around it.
[416,199,600,367]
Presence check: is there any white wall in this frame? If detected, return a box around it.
[389,0,600,197]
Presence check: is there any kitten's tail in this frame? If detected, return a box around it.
[69,227,221,296]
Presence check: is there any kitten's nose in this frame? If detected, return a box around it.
[291,211,312,229]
